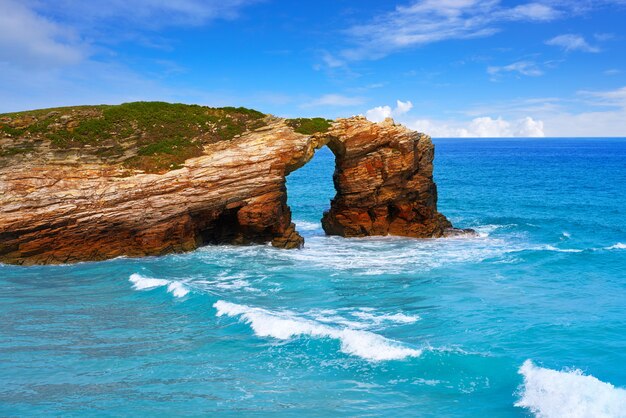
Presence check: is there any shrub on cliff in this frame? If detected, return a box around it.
[286,117,332,135]
[0,102,267,173]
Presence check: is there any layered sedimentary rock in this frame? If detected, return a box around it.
[322,117,452,238]
[0,106,455,265]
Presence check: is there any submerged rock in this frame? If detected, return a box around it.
[0,103,456,265]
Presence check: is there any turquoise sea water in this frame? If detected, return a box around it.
[1,138,626,417]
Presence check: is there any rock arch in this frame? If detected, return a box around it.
[273,116,453,249]
[0,116,454,265]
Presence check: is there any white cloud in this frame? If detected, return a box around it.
[541,109,626,137]
[0,0,260,112]
[406,116,545,137]
[303,94,365,107]
[505,3,560,20]
[579,86,626,107]
[366,99,544,137]
[594,32,615,41]
[336,0,562,62]
[0,0,84,68]
[488,61,543,78]
[27,0,260,28]
[545,34,600,52]
[395,99,414,114]
[514,116,546,137]
[320,52,345,69]
[0,0,261,69]
[458,86,626,136]
[365,106,393,122]
[365,100,413,122]
[364,87,626,138]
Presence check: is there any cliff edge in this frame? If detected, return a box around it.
[0,102,457,265]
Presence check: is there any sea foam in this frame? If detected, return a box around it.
[213,300,422,361]
[129,273,189,298]
[515,360,626,418]
[606,242,626,250]
[293,220,322,232]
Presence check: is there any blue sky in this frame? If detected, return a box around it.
[1,0,625,136]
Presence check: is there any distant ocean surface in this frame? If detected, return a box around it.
[1,138,626,417]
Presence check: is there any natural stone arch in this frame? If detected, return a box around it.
[0,116,455,265]
[277,116,452,248]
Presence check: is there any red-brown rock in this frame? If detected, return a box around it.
[0,115,456,265]
[322,117,452,238]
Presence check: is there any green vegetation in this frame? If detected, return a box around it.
[286,117,332,135]
[0,102,267,173]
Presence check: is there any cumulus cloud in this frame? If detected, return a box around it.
[365,99,544,137]
[407,116,545,137]
[487,61,543,78]
[366,87,626,138]
[545,34,600,52]
[365,100,413,122]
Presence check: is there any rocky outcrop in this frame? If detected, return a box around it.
[322,117,452,238]
[0,108,456,265]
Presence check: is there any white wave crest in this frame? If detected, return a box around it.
[166,281,190,297]
[515,360,626,418]
[213,300,422,361]
[129,273,168,290]
[539,245,584,253]
[472,224,500,237]
[471,223,517,237]
[129,273,189,298]
[606,243,626,250]
[351,310,420,325]
[510,245,584,254]
[309,308,420,329]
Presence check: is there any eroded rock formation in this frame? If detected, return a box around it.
[0,107,456,265]
[322,117,452,238]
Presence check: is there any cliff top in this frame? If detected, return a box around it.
[0,101,332,173]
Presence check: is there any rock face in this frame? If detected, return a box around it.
[0,110,455,265]
[322,117,451,238]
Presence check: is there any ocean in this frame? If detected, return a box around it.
[1,138,625,417]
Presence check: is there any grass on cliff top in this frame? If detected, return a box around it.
[286,117,333,135]
[0,102,266,172]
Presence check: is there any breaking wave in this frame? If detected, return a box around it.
[515,360,626,418]
[213,300,422,361]
[606,242,626,250]
[129,273,189,298]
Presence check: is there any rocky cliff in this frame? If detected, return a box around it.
[0,102,457,265]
